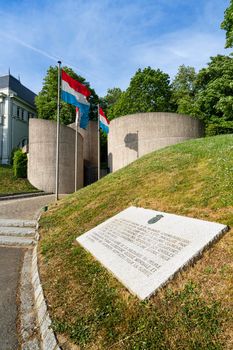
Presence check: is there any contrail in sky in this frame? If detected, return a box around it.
[0,31,93,79]
[0,31,59,62]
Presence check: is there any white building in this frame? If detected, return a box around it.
[0,74,37,164]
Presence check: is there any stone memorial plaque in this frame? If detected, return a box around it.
[76,207,228,299]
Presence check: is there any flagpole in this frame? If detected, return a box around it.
[55,61,61,200]
[97,104,100,180]
[74,109,79,192]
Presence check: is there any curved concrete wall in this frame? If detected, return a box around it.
[28,119,83,194]
[108,112,204,172]
[69,120,98,165]
[69,120,98,185]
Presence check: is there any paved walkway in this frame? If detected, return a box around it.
[0,194,55,220]
[0,247,24,350]
[0,194,56,349]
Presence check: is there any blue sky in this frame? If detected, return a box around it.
[0,0,231,96]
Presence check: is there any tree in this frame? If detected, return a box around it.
[192,55,233,134]
[98,88,123,165]
[221,0,233,48]
[100,87,123,121]
[171,65,197,115]
[109,67,172,119]
[35,66,99,125]
[103,87,122,107]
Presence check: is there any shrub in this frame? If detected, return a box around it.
[10,147,19,165]
[206,121,233,136]
[13,149,27,178]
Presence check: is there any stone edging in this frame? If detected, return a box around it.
[0,192,52,201]
[31,221,61,350]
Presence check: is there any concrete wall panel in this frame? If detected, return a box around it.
[69,120,98,184]
[108,112,204,172]
[28,119,83,194]
[69,120,98,167]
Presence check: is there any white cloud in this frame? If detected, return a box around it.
[0,0,230,96]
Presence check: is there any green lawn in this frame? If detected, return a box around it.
[0,165,38,195]
[39,135,233,350]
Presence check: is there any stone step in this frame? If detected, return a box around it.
[0,219,37,228]
[0,227,36,237]
[0,236,36,246]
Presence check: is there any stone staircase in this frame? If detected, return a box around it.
[0,219,37,246]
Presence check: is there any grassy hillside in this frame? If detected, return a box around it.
[0,165,38,195]
[39,135,233,350]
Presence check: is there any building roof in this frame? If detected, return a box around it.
[0,74,37,107]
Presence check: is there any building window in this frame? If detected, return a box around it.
[18,139,28,148]
[17,106,21,119]
[22,139,28,147]
[12,103,17,117]
[23,110,28,121]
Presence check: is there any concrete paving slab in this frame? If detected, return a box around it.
[0,219,37,227]
[0,236,35,246]
[0,227,35,236]
[0,247,24,350]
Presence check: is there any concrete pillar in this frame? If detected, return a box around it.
[28,119,84,194]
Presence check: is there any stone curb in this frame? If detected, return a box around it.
[20,249,40,350]
[0,192,52,201]
[31,218,61,350]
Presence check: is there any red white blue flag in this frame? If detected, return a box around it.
[61,70,91,129]
[99,107,109,134]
